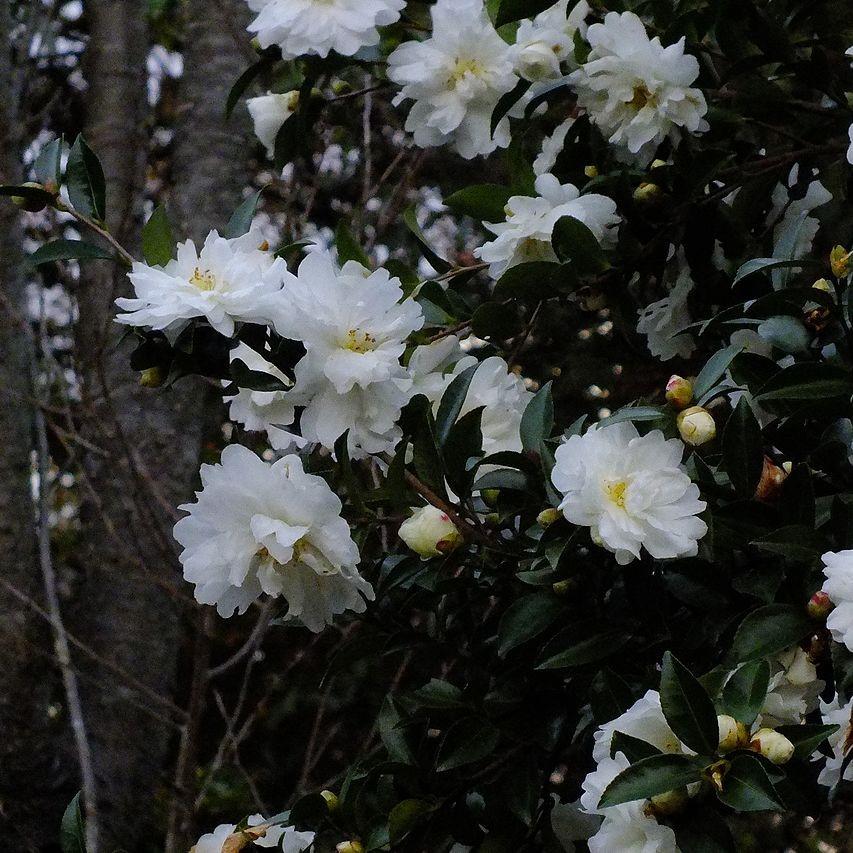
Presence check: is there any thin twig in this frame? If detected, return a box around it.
[54,198,135,267]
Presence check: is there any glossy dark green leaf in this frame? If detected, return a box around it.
[536,632,629,669]
[60,792,86,853]
[225,189,263,239]
[732,257,818,286]
[495,0,557,26]
[435,363,478,446]
[520,381,554,453]
[412,679,467,710]
[229,357,290,392]
[436,718,500,772]
[471,302,523,341]
[491,78,531,134]
[721,398,764,498]
[716,753,785,812]
[0,183,56,211]
[693,344,742,399]
[756,362,853,402]
[610,731,663,763]
[335,221,371,267]
[389,799,435,844]
[660,652,719,755]
[720,660,770,726]
[141,205,175,267]
[403,207,451,273]
[446,184,513,223]
[29,239,114,266]
[225,59,267,119]
[34,137,63,187]
[493,261,577,301]
[551,215,608,275]
[66,135,106,221]
[598,754,701,809]
[498,592,563,657]
[775,724,838,759]
[727,605,812,664]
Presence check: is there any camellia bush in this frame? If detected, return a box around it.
[11,0,853,850]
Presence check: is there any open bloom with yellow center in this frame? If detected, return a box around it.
[175,445,373,630]
[115,227,287,339]
[476,172,620,279]
[246,0,405,60]
[387,0,519,159]
[552,421,707,564]
[569,11,707,163]
[268,251,423,457]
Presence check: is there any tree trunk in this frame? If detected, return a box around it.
[0,2,70,846]
[72,0,250,847]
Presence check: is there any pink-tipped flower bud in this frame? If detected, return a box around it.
[398,505,462,559]
[808,590,834,621]
[677,406,716,446]
[665,375,694,410]
[754,457,788,503]
[717,714,749,753]
[749,728,794,765]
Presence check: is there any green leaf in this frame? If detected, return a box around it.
[693,344,742,399]
[491,78,531,134]
[29,239,114,266]
[498,592,563,656]
[377,696,416,765]
[66,135,106,221]
[660,652,719,755]
[334,431,367,515]
[335,221,371,267]
[520,381,554,454]
[444,407,485,494]
[288,792,330,829]
[732,257,818,286]
[225,59,267,119]
[720,660,770,726]
[495,0,556,26]
[755,362,853,402]
[60,792,86,853]
[435,364,478,446]
[141,205,175,267]
[388,799,435,844]
[34,137,63,186]
[471,302,523,341]
[436,718,500,771]
[412,679,467,710]
[403,207,452,273]
[0,183,56,211]
[536,632,629,669]
[728,604,812,664]
[598,754,702,809]
[551,215,609,275]
[493,261,577,301]
[721,398,764,499]
[611,731,663,763]
[445,184,513,223]
[225,189,263,238]
[775,724,838,759]
[590,669,633,723]
[716,753,785,812]
[229,357,290,393]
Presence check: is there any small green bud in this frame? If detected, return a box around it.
[321,790,340,811]
[537,507,561,528]
[140,367,166,388]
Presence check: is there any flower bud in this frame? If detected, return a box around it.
[552,578,577,597]
[651,158,668,170]
[749,728,794,765]
[812,278,833,293]
[537,507,561,528]
[584,165,599,178]
[808,590,834,620]
[321,790,340,811]
[830,245,851,278]
[754,457,788,503]
[336,843,364,853]
[645,787,688,817]
[331,79,352,95]
[717,714,749,753]
[139,366,166,388]
[633,182,662,203]
[516,41,562,81]
[677,406,716,446]
[398,505,462,559]
[665,375,693,410]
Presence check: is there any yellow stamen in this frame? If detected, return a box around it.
[190,267,216,291]
[606,480,628,509]
[343,329,377,354]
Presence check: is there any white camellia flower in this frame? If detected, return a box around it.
[224,343,302,451]
[387,0,519,159]
[270,251,423,458]
[581,692,682,853]
[569,11,708,162]
[822,550,853,652]
[533,117,575,175]
[247,91,299,158]
[407,335,464,401]
[246,0,405,60]
[476,172,620,279]
[115,227,286,339]
[513,0,590,82]
[637,265,696,361]
[817,694,853,788]
[174,445,373,630]
[552,422,707,564]
[191,814,313,853]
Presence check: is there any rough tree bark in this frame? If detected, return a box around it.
[0,2,69,846]
[71,0,251,847]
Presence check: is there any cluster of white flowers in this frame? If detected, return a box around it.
[513,0,589,83]
[817,693,853,788]
[174,445,373,629]
[192,814,314,853]
[115,227,287,339]
[551,421,707,564]
[581,691,682,852]
[246,0,405,60]
[760,645,823,727]
[569,11,708,163]
[476,172,620,279]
